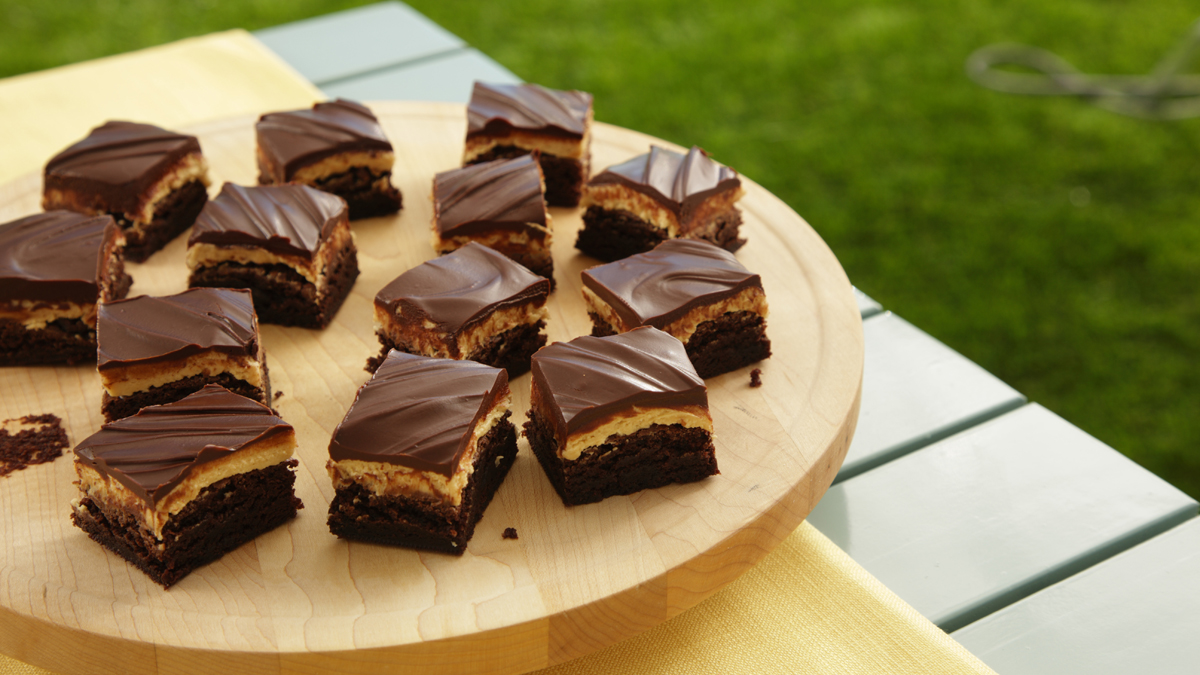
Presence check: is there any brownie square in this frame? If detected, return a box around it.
[524,327,719,506]
[582,239,771,378]
[369,243,550,377]
[97,287,271,422]
[71,385,301,588]
[256,99,402,219]
[432,155,554,281]
[43,121,211,262]
[0,211,131,366]
[576,145,745,262]
[464,82,593,207]
[187,182,359,328]
[327,351,518,554]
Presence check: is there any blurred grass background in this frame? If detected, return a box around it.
[1,0,1197,499]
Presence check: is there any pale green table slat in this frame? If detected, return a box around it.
[839,312,1024,482]
[854,287,882,318]
[954,516,1200,675]
[808,403,1198,632]
[321,48,522,103]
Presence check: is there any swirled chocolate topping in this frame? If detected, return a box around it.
[589,146,740,219]
[466,82,592,139]
[189,183,347,259]
[530,327,708,438]
[435,155,547,237]
[375,243,550,335]
[582,239,762,329]
[329,351,509,476]
[74,384,291,506]
[97,287,258,370]
[256,99,393,182]
[44,121,202,215]
[0,211,119,303]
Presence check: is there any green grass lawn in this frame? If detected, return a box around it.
[2,0,1197,499]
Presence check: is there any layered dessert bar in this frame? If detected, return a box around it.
[576,145,745,262]
[256,99,402,219]
[432,155,554,280]
[369,243,550,376]
[582,239,771,378]
[97,287,271,422]
[524,327,718,506]
[43,121,210,262]
[1,211,131,366]
[464,82,593,207]
[187,182,359,328]
[327,351,518,554]
[71,385,301,588]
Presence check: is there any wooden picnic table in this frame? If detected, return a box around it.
[2,3,1197,673]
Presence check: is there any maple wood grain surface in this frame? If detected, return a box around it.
[0,102,863,675]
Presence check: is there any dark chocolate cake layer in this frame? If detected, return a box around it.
[684,310,771,379]
[1,413,68,477]
[120,179,209,263]
[327,417,517,554]
[43,121,202,217]
[97,288,259,372]
[582,239,763,329]
[0,318,96,366]
[0,211,122,304]
[434,155,547,238]
[310,166,402,219]
[588,146,740,221]
[72,460,301,588]
[466,82,592,139]
[189,183,347,257]
[256,99,393,182]
[329,351,510,476]
[375,243,550,343]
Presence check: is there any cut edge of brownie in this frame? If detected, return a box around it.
[70,459,302,588]
[188,239,359,329]
[0,318,98,366]
[523,410,718,507]
[119,180,209,263]
[575,206,745,263]
[309,167,402,220]
[326,414,518,554]
[589,310,771,379]
[1,413,68,477]
[101,370,273,423]
[366,321,548,377]
[466,145,584,208]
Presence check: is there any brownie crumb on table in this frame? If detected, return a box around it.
[502,527,518,540]
[750,368,763,388]
[1,414,68,477]
[274,391,284,401]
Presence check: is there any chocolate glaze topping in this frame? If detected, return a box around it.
[466,82,592,139]
[582,239,762,329]
[74,384,291,507]
[189,183,347,259]
[435,155,547,238]
[44,121,202,215]
[97,288,258,370]
[375,243,550,335]
[329,351,509,476]
[589,146,740,221]
[256,99,393,182]
[0,211,119,304]
[530,327,708,439]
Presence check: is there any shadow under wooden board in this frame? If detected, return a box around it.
[0,101,863,675]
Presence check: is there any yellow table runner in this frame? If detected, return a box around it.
[0,29,996,675]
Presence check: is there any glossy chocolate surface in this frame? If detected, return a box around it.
[582,239,762,329]
[256,99,393,182]
[435,155,547,237]
[74,384,291,507]
[466,82,592,139]
[0,211,119,303]
[44,121,201,215]
[328,351,509,476]
[589,146,740,220]
[530,327,708,438]
[189,183,347,259]
[375,243,550,335]
[97,288,258,370]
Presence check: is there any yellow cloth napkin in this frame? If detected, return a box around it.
[0,29,322,184]
[0,29,996,675]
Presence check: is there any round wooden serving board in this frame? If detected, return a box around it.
[0,102,863,675]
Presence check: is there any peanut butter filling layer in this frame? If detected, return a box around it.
[464,121,592,162]
[563,404,713,462]
[583,285,769,344]
[100,350,266,399]
[291,150,394,183]
[375,299,548,360]
[0,300,94,330]
[326,391,512,506]
[582,183,746,236]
